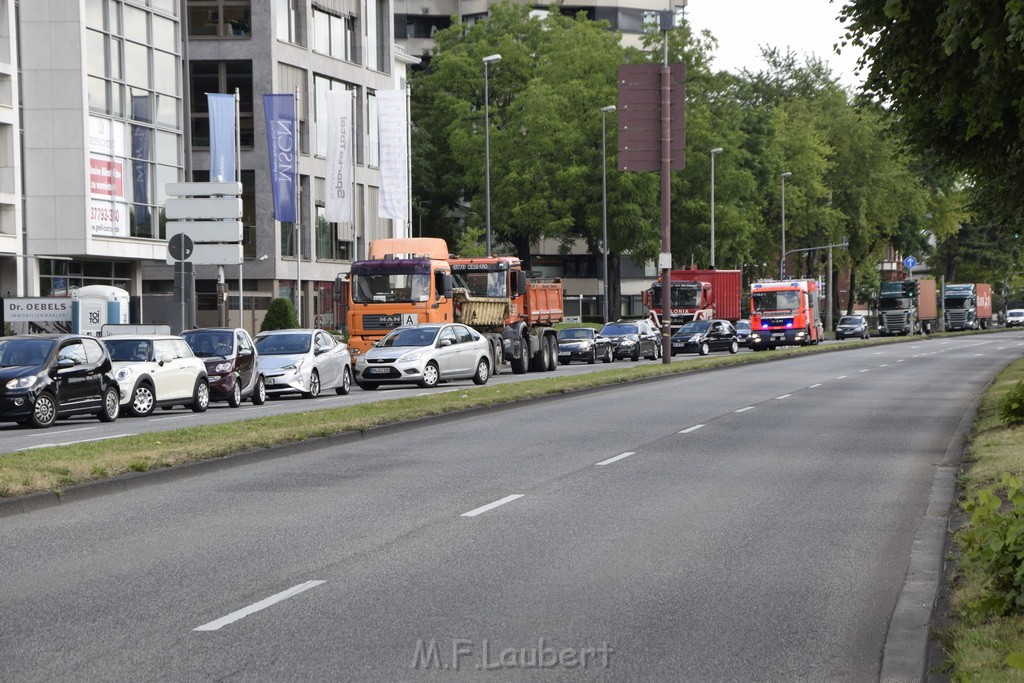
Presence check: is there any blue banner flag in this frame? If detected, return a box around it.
[207,93,236,182]
[131,95,151,229]
[263,94,297,223]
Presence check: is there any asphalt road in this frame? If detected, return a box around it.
[1,333,1022,680]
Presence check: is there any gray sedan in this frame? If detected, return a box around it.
[354,323,491,390]
[254,329,352,398]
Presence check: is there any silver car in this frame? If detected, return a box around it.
[354,323,491,390]
[254,329,352,398]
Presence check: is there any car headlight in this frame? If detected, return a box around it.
[115,367,134,382]
[690,335,701,342]
[399,351,424,363]
[6,375,40,390]
[214,362,232,373]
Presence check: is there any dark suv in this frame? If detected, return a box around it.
[0,335,121,428]
[181,328,266,407]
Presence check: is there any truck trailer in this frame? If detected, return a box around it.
[747,279,824,350]
[944,283,993,330]
[644,268,743,332]
[877,278,937,336]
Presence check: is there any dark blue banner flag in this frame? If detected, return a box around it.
[263,94,297,223]
[131,94,151,229]
[207,93,236,182]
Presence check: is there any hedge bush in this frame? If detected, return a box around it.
[261,297,299,331]
[999,380,1024,425]
[961,473,1024,614]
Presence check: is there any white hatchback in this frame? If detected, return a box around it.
[1007,309,1024,328]
[354,323,491,390]
[102,335,210,416]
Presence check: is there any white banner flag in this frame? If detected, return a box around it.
[325,89,353,223]
[376,90,409,221]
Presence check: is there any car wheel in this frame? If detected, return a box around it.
[128,382,156,417]
[335,366,352,395]
[28,392,58,428]
[588,347,597,364]
[472,358,490,385]
[303,370,321,399]
[698,341,710,356]
[250,376,267,405]
[191,379,210,413]
[227,379,242,407]
[729,340,739,354]
[603,346,613,363]
[418,361,440,388]
[836,334,843,341]
[631,347,640,362]
[98,386,119,422]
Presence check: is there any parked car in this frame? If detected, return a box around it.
[254,329,352,398]
[599,320,660,361]
[181,328,266,407]
[670,319,739,356]
[835,315,870,340]
[556,327,614,365]
[354,323,491,390]
[0,334,120,428]
[103,334,210,416]
[1007,309,1024,328]
[734,319,752,347]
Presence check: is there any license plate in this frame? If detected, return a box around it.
[367,367,390,375]
[558,352,569,357]
[772,334,785,340]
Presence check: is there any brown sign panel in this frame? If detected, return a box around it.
[617,63,686,172]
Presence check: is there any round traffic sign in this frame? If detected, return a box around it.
[903,255,917,270]
[168,233,194,261]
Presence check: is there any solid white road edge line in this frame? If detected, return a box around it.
[29,427,96,437]
[596,451,637,466]
[678,425,705,434]
[194,580,326,632]
[461,494,524,517]
[68,434,137,446]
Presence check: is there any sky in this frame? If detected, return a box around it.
[685,1,866,90]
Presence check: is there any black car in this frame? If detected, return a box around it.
[734,319,752,347]
[835,315,870,340]
[670,319,740,356]
[599,321,660,361]
[0,335,121,428]
[181,328,267,407]
[556,327,614,365]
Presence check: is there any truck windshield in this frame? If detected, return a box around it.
[351,273,431,304]
[453,270,506,298]
[650,284,699,308]
[752,290,800,312]
[879,299,909,311]
[945,297,970,308]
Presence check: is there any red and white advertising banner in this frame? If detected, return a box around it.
[88,117,130,237]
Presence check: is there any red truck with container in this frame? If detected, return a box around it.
[644,268,743,332]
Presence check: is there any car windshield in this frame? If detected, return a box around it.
[735,321,751,332]
[677,321,711,335]
[1010,311,1024,318]
[105,339,153,362]
[601,324,638,336]
[0,339,55,367]
[377,327,439,348]
[838,317,862,326]
[255,333,311,355]
[557,329,594,341]
[183,331,234,357]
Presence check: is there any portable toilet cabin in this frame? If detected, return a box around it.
[72,285,130,336]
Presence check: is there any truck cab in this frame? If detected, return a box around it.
[644,280,713,332]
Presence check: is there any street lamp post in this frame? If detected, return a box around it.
[710,147,723,268]
[600,104,616,324]
[483,54,501,257]
[780,171,792,278]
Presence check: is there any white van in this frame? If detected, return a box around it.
[1006,309,1024,328]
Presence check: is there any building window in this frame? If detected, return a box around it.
[275,0,303,45]
[316,207,353,261]
[313,8,357,63]
[189,60,254,147]
[39,259,132,297]
[186,1,251,38]
[313,74,360,162]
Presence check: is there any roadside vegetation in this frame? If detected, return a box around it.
[937,357,1024,678]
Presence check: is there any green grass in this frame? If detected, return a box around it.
[935,357,1024,680]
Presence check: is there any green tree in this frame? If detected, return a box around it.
[261,297,299,332]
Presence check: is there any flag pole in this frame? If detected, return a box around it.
[294,88,302,326]
[235,87,243,328]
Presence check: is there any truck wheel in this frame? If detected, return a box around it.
[545,335,558,371]
[511,347,529,374]
[491,343,502,376]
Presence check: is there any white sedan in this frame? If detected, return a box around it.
[354,323,491,390]
[254,329,352,398]
[102,335,210,416]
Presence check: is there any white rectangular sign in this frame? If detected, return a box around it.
[166,220,243,243]
[2,297,73,334]
[166,181,243,197]
[165,197,243,220]
[165,242,242,266]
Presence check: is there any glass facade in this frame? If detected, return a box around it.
[186,0,251,38]
[189,60,254,148]
[85,0,183,240]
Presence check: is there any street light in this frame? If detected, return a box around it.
[780,171,792,278]
[483,53,501,257]
[709,147,723,268]
[601,104,616,323]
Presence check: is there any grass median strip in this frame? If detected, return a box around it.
[0,332,993,499]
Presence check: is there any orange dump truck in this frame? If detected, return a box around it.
[340,239,563,374]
